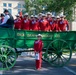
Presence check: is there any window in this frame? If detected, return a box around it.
[18,9,21,13]
[18,4,21,8]
[3,8,6,12]
[3,3,7,7]
[22,4,25,8]
[8,3,12,7]
[8,9,12,14]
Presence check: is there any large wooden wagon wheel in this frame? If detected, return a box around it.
[0,45,17,70]
[45,39,72,67]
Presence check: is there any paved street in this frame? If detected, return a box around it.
[0,53,76,75]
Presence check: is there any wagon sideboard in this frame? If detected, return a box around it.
[0,28,76,49]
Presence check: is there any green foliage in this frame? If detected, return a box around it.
[46,0,76,20]
[23,0,51,15]
[23,0,76,20]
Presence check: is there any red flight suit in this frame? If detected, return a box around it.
[48,19,59,31]
[49,20,55,31]
[46,17,52,22]
[34,40,43,69]
[14,18,22,29]
[54,20,60,31]
[30,20,39,31]
[58,20,69,31]
[21,18,30,30]
[39,19,49,31]
[46,18,53,31]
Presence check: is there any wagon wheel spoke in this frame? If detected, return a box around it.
[48,53,57,62]
[47,51,57,59]
[8,55,16,62]
[50,57,64,66]
[6,50,13,55]
[7,61,12,66]
[59,57,64,65]
[4,62,9,69]
[61,55,68,61]
[0,45,17,70]
[48,44,57,51]
[46,39,72,67]
[0,48,4,55]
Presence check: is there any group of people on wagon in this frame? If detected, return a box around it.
[0,9,69,31]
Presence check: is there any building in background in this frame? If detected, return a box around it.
[0,0,25,18]
[0,0,76,31]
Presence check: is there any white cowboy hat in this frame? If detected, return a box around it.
[52,15,55,18]
[37,34,42,37]
[42,14,46,17]
[34,15,38,18]
[15,14,20,17]
[56,16,60,18]
[60,15,66,18]
[31,15,34,18]
[38,13,42,15]
[47,12,52,15]
[24,13,29,16]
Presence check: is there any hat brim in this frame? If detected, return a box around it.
[16,15,20,17]
[42,16,46,17]
[57,17,60,19]
[37,35,42,37]
[47,13,51,15]
[24,14,28,16]
[52,17,55,18]
[60,16,64,18]
[31,16,34,18]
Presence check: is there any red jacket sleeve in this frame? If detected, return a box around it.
[66,20,69,30]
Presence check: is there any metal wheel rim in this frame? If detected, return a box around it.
[0,45,17,70]
[46,39,72,67]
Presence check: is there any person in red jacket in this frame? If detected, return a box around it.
[46,12,52,21]
[55,16,61,31]
[30,15,39,31]
[21,13,30,30]
[34,34,43,70]
[48,15,55,31]
[14,14,22,30]
[39,14,49,31]
[38,13,42,22]
[58,15,69,31]
[48,15,60,31]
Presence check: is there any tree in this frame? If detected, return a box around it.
[23,0,51,15]
[46,0,76,20]
[23,0,76,20]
